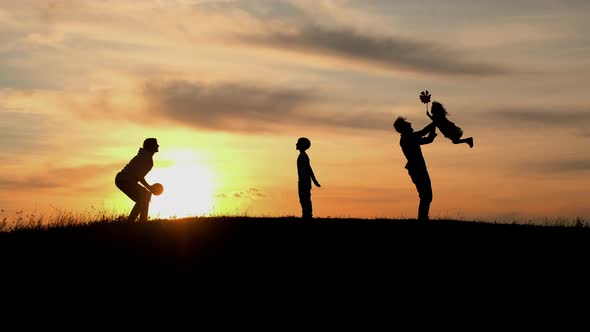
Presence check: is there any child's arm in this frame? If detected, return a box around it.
[415,121,436,137]
[308,162,321,187]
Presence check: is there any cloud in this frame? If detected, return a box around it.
[0,111,55,159]
[0,176,59,191]
[547,160,590,172]
[240,25,510,76]
[143,80,314,130]
[0,163,120,192]
[483,109,590,126]
[142,80,392,132]
[464,108,590,135]
[524,159,590,174]
[218,188,267,200]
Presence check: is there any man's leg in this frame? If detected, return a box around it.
[411,170,432,221]
[418,195,431,221]
[417,173,432,221]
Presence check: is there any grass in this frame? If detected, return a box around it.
[2,214,590,287]
[0,207,127,232]
[1,206,587,232]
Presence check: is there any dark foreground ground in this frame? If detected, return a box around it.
[2,217,589,288]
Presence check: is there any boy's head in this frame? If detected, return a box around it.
[143,138,159,153]
[393,116,412,134]
[296,137,311,151]
[430,101,448,117]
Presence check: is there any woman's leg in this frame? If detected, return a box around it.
[116,177,151,222]
[138,190,152,222]
[127,203,141,223]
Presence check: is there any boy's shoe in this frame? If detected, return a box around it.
[467,137,474,148]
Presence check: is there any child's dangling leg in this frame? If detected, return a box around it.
[451,137,474,148]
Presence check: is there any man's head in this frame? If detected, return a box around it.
[143,138,159,153]
[393,116,413,134]
[296,137,311,151]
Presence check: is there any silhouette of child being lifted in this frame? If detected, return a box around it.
[296,137,321,220]
[420,91,474,148]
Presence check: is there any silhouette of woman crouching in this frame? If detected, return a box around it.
[115,138,160,223]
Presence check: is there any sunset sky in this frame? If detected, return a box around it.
[1,0,589,222]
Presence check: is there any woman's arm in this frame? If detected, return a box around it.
[139,178,151,190]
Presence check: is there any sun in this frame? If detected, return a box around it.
[146,158,217,219]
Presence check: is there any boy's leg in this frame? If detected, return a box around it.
[306,194,313,219]
[298,182,313,219]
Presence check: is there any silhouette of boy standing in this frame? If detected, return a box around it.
[115,138,160,223]
[393,118,437,221]
[296,137,321,220]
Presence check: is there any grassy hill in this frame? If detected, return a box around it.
[1,217,589,287]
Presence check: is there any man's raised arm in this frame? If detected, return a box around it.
[415,122,436,137]
[418,124,437,145]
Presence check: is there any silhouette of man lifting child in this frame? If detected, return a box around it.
[393,91,474,221]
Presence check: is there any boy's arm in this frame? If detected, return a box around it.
[308,161,321,187]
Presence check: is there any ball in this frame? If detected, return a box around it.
[151,183,164,196]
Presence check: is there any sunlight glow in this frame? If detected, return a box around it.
[147,157,217,219]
